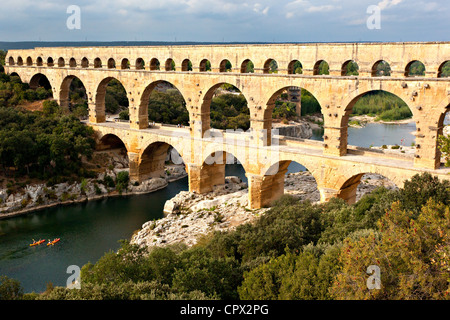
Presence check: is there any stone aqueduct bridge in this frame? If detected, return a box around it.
[5,42,450,208]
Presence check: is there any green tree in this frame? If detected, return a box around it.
[397,172,450,215]
[116,171,129,192]
[440,61,450,77]
[408,61,425,76]
[330,200,450,300]
[0,50,6,73]
[0,275,24,300]
[292,61,303,74]
[345,61,359,76]
[119,109,130,120]
[375,61,391,76]
[172,247,242,300]
[439,133,450,167]
[246,61,254,73]
[318,61,329,75]
[42,100,60,117]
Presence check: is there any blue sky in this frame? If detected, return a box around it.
[0,0,448,42]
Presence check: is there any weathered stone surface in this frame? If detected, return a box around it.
[274,121,313,139]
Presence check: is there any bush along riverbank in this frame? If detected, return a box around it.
[0,149,187,219]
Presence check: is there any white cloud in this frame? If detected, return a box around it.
[306,5,340,13]
[378,0,403,10]
[253,3,270,15]
[285,0,341,18]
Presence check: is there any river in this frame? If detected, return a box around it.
[0,120,437,293]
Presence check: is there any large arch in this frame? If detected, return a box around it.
[94,133,130,177]
[29,73,52,91]
[337,171,400,204]
[194,149,249,194]
[259,159,320,206]
[201,82,250,132]
[137,141,186,182]
[9,71,21,80]
[139,80,188,128]
[96,133,129,152]
[265,85,324,143]
[95,77,129,123]
[59,75,88,116]
[341,89,416,150]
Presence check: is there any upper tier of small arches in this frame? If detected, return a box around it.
[6,54,450,78]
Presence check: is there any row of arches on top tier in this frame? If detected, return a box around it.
[9,55,450,77]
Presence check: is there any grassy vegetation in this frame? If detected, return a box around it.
[351,91,412,121]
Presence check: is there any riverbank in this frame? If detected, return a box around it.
[348,115,415,128]
[131,171,398,248]
[0,149,187,220]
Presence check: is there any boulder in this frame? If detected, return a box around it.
[163,199,180,215]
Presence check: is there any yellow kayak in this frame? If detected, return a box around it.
[47,238,60,246]
[30,239,45,246]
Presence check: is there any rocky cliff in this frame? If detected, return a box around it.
[273,121,313,139]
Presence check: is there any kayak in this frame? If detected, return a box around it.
[30,239,45,246]
[47,238,60,246]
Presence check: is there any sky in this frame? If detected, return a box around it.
[0,0,448,43]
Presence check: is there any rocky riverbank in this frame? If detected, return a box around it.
[348,115,415,128]
[0,150,187,220]
[272,120,313,139]
[131,171,398,248]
